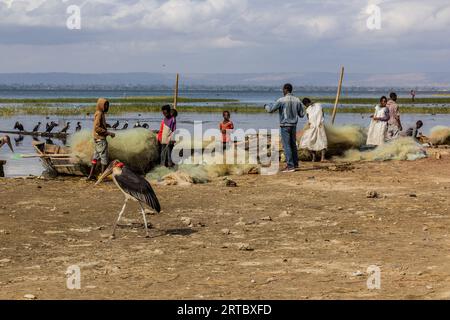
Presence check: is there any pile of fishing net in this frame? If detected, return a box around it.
[146,153,260,186]
[429,126,450,145]
[69,129,159,173]
[296,124,367,160]
[338,137,427,162]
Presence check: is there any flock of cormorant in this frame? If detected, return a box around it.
[12,120,150,134]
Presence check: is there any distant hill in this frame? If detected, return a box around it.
[0,72,449,89]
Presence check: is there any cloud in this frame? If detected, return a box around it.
[210,35,246,48]
[0,0,449,73]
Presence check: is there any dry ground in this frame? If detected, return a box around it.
[1,153,450,300]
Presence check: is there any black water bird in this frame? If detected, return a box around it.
[46,121,58,133]
[14,122,24,131]
[112,120,120,130]
[60,122,71,133]
[33,122,42,132]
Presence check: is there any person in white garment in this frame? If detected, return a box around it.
[366,96,390,146]
[299,98,328,162]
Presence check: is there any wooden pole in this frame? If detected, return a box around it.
[0,160,6,178]
[173,73,179,110]
[19,154,73,159]
[331,66,345,125]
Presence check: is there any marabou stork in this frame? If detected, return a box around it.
[75,122,82,132]
[14,122,24,131]
[122,121,129,130]
[112,120,120,130]
[95,160,161,239]
[60,122,71,133]
[33,122,42,132]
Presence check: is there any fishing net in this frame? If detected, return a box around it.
[429,126,450,145]
[69,129,159,173]
[337,137,427,162]
[296,124,367,160]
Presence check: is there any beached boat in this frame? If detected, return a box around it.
[32,141,88,176]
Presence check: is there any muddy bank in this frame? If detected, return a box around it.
[1,155,450,299]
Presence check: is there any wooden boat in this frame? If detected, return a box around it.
[32,141,89,176]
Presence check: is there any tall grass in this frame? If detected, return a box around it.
[312,97,450,105]
[0,96,237,104]
[1,104,449,117]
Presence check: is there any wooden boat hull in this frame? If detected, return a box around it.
[33,142,89,176]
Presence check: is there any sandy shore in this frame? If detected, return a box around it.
[1,154,450,299]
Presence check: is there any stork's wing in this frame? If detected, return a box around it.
[115,167,161,213]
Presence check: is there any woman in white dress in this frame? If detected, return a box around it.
[366,96,390,146]
[300,98,328,162]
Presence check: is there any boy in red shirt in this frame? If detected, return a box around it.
[220,111,234,150]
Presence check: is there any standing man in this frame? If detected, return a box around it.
[410,89,416,102]
[386,92,402,141]
[87,98,116,180]
[265,83,304,173]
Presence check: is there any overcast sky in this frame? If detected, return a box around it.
[0,0,449,74]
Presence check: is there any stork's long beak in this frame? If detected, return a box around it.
[7,140,14,153]
[4,136,14,153]
[95,165,114,186]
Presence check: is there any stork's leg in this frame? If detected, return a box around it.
[111,199,128,239]
[138,202,150,238]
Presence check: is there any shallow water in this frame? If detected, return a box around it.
[1,111,449,177]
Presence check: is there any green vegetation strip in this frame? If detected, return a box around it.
[0,96,237,104]
[1,104,449,116]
